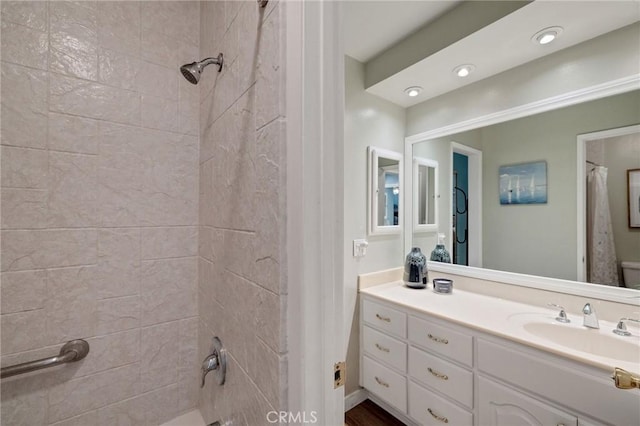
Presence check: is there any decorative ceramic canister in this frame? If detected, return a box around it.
[404,247,428,289]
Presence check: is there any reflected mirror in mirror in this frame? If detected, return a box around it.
[410,90,640,289]
[413,157,438,232]
[368,147,402,234]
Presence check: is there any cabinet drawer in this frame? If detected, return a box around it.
[409,346,473,408]
[408,316,473,366]
[362,299,407,338]
[363,326,407,372]
[409,381,472,426]
[362,356,407,413]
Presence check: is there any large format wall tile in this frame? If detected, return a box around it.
[0,188,49,229]
[49,73,141,126]
[48,362,141,423]
[96,295,140,335]
[97,48,141,91]
[1,146,48,189]
[1,229,97,272]
[141,94,178,132]
[1,20,48,70]
[177,317,199,412]
[45,266,97,344]
[140,321,178,392]
[0,1,48,31]
[141,226,198,260]
[140,257,197,326]
[1,309,48,354]
[1,62,48,149]
[95,228,140,299]
[0,270,47,314]
[0,371,48,426]
[136,61,178,100]
[198,2,287,423]
[49,1,98,81]
[48,113,99,154]
[97,1,140,57]
[1,1,201,423]
[48,152,98,228]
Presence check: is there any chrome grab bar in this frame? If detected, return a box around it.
[1,339,89,379]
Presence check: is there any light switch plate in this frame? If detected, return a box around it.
[353,239,368,257]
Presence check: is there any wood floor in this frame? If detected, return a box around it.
[344,399,406,426]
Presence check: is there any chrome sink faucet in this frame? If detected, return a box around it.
[582,303,599,329]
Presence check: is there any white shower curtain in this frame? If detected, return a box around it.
[587,166,619,285]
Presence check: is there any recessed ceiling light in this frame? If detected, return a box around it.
[453,64,475,78]
[404,86,422,97]
[532,26,563,45]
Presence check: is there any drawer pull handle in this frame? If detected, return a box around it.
[427,408,448,423]
[375,343,390,353]
[375,313,391,323]
[374,376,389,388]
[427,333,449,344]
[428,367,449,380]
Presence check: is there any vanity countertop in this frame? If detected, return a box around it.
[360,281,640,375]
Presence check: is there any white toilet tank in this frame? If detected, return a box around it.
[621,261,640,290]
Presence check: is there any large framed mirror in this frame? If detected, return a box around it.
[368,146,403,235]
[406,89,640,301]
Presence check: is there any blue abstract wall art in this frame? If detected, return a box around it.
[499,161,547,205]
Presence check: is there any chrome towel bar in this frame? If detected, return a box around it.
[1,339,89,379]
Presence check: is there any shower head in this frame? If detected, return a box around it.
[180,53,224,85]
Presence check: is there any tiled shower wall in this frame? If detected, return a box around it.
[198,1,287,424]
[1,2,201,425]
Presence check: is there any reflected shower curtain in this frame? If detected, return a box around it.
[587,166,619,285]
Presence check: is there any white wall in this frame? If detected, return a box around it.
[601,134,640,266]
[344,55,405,394]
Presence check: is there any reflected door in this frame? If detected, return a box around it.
[453,153,469,266]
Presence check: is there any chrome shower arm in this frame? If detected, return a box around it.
[201,54,224,72]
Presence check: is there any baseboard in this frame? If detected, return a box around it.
[344,388,369,411]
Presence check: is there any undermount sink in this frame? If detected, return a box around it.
[522,322,640,363]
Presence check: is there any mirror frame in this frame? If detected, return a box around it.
[368,146,403,235]
[413,157,438,233]
[404,78,640,305]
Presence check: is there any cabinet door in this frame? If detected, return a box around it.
[479,377,577,426]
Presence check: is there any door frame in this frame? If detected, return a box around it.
[286,1,345,424]
[576,124,640,282]
[450,143,483,268]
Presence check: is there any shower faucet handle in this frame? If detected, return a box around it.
[548,303,570,323]
[200,337,226,388]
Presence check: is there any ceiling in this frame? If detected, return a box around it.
[342,1,461,62]
[343,1,640,108]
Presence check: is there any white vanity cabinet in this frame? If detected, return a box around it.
[360,294,639,426]
[361,297,474,425]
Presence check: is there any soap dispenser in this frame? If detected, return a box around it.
[430,233,451,263]
[404,247,427,289]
